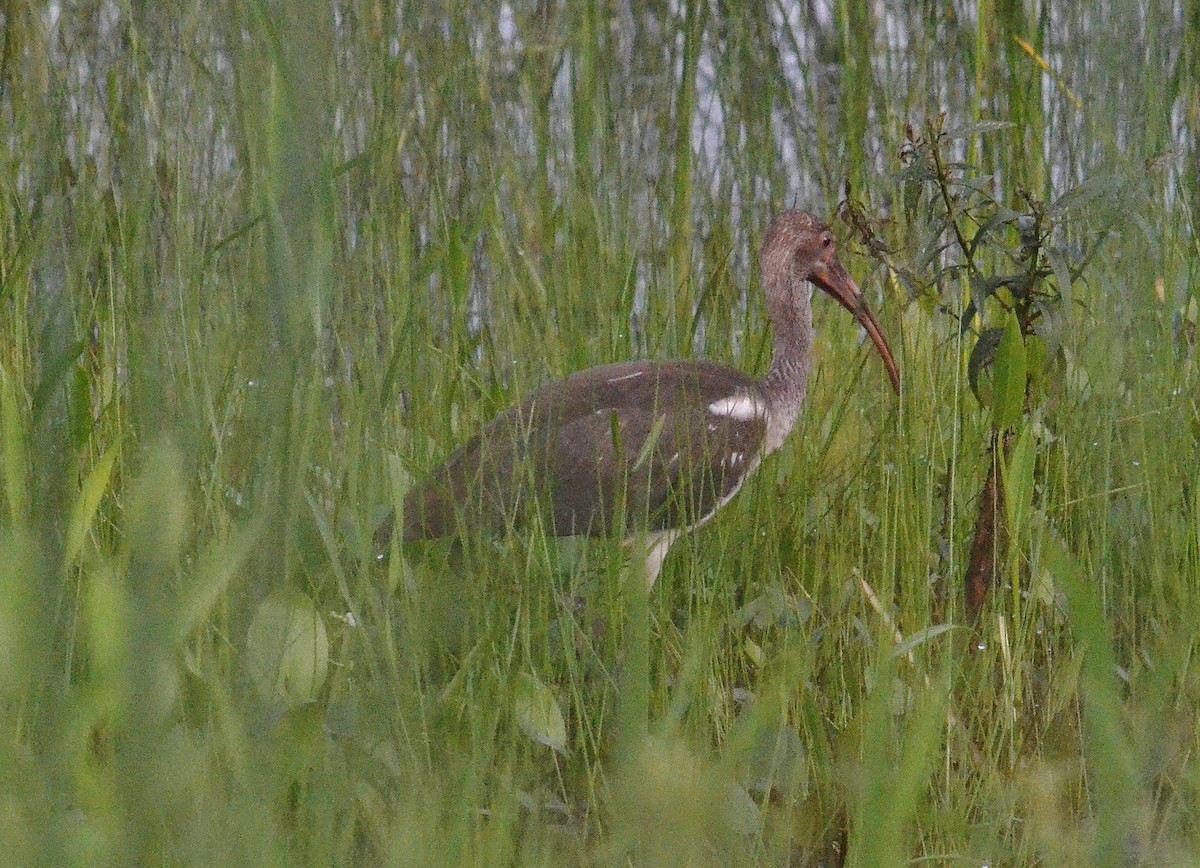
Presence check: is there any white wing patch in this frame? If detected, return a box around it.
[707,394,769,422]
[607,370,645,384]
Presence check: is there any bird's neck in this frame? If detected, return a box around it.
[759,272,813,451]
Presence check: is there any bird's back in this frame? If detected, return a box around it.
[394,359,767,545]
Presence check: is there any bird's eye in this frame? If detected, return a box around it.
[821,235,832,248]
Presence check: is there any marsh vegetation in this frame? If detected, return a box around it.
[1,1,1198,863]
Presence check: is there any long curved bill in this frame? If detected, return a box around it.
[810,259,901,393]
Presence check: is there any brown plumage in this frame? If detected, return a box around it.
[377,210,900,586]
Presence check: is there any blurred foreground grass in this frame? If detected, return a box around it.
[1,1,1198,864]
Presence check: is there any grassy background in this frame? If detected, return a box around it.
[1,0,1198,864]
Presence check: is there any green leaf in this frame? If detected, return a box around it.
[173,518,264,643]
[891,623,956,659]
[940,119,1016,139]
[30,340,85,429]
[247,589,329,705]
[63,441,122,571]
[1002,424,1036,537]
[1047,173,1125,216]
[991,313,1027,431]
[1024,335,1049,407]
[720,783,761,835]
[967,327,1003,404]
[1046,245,1073,312]
[514,672,567,753]
[1032,300,1065,353]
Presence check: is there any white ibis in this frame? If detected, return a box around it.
[377,210,900,587]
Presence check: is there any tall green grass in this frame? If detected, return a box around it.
[1,0,1197,863]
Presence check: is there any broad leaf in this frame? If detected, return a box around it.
[63,442,121,571]
[967,327,1003,403]
[247,590,329,704]
[991,313,1027,431]
[514,672,567,753]
[1002,424,1036,537]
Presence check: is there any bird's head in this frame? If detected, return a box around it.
[761,210,900,393]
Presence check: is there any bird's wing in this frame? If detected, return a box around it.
[546,362,767,536]
[400,360,767,542]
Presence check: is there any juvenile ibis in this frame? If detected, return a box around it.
[377,210,900,587]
